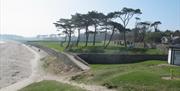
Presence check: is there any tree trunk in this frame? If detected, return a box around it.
[143,32,146,48]
[61,35,67,47]
[123,31,127,47]
[105,27,115,48]
[93,24,97,46]
[64,35,67,42]
[122,22,127,48]
[103,30,107,47]
[66,30,71,49]
[85,26,89,47]
[143,41,146,48]
[76,29,80,47]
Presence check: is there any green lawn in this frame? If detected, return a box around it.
[71,60,180,91]
[28,41,166,55]
[30,41,64,52]
[19,80,86,91]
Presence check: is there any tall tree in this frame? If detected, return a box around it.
[71,13,84,46]
[104,21,125,48]
[54,19,68,45]
[151,21,161,32]
[54,18,74,48]
[135,17,141,28]
[133,17,141,43]
[137,21,151,48]
[163,30,172,36]
[81,13,93,47]
[99,12,116,47]
[88,11,105,46]
[114,7,142,47]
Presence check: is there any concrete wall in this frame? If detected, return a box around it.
[78,53,168,64]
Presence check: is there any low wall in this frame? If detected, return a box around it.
[78,53,168,64]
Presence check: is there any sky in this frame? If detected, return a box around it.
[0,0,180,37]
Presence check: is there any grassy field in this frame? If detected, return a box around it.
[28,41,166,54]
[19,80,86,91]
[30,41,65,51]
[71,60,180,91]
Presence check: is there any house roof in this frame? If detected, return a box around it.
[169,44,180,49]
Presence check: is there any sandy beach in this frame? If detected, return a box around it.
[0,41,35,89]
[0,41,5,44]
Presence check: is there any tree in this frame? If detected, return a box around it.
[146,32,163,43]
[88,11,105,46]
[54,18,74,48]
[104,21,116,48]
[133,17,141,43]
[71,13,84,46]
[81,13,93,47]
[113,7,142,47]
[163,30,173,36]
[174,30,180,36]
[151,21,161,32]
[135,17,141,28]
[137,21,151,48]
[99,12,114,46]
[104,21,125,48]
[54,19,68,45]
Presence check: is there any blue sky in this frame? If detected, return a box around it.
[0,0,180,37]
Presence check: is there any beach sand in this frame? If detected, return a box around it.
[0,41,34,89]
[0,41,5,44]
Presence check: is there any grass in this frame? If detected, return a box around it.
[30,41,64,52]
[71,60,180,91]
[19,80,86,91]
[28,41,166,55]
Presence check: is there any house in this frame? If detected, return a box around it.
[168,44,180,65]
[161,36,169,44]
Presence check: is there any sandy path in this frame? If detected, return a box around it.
[41,74,116,91]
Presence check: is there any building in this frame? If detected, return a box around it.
[168,44,180,65]
[161,36,169,44]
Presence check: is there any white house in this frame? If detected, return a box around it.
[168,44,180,65]
[161,36,169,44]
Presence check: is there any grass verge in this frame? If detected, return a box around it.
[19,80,86,91]
[71,60,180,91]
